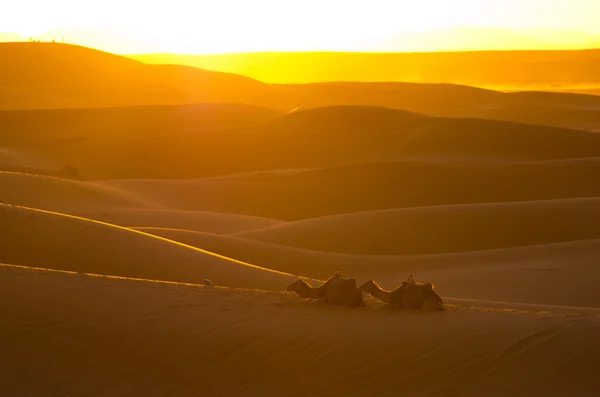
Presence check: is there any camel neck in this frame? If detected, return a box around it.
[370,285,391,303]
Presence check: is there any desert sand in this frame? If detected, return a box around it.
[3,43,600,396]
[2,264,599,397]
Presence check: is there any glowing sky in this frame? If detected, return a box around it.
[3,0,600,53]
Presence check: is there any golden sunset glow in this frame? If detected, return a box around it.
[3,0,600,54]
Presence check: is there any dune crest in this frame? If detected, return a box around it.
[0,203,308,289]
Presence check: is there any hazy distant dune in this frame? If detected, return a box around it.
[6,43,600,132]
[0,204,300,289]
[233,198,600,255]
[131,49,600,89]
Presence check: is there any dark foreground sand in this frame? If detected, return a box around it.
[1,264,599,397]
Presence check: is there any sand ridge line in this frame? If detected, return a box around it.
[0,203,316,281]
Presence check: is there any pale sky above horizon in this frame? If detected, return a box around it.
[3,0,600,53]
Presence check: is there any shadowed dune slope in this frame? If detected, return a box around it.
[0,204,302,289]
[98,161,600,220]
[0,171,154,212]
[75,208,285,234]
[0,102,283,147]
[0,43,275,109]
[2,265,600,397]
[276,81,504,116]
[234,198,600,255]
[17,104,600,180]
[18,105,431,179]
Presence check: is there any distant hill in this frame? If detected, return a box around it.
[2,43,600,132]
[129,49,600,88]
[0,42,275,109]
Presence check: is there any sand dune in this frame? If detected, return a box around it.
[0,146,58,170]
[130,49,600,89]
[75,208,285,234]
[0,171,154,212]
[234,198,600,255]
[15,103,600,179]
[0,102,283,147]
[98,161,600,220]
[0,43,275,109]
[0,204,302,289]
[133,227,600,307]
[14,105,431,179]
[468,98,600,131]
[1,264,599,397]
[507,90,600,109]
[376,117,600,162]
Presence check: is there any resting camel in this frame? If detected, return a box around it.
[286,271,364,307]
[359,274,443,311]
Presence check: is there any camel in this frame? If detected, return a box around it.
[359,274,443,311]
[286,270,364,307]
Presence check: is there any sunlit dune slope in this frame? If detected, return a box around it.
[133,227,600,307]
[2,265,599,397]
[0,43,274,109]
[0,204,302,289]
[74,208,284,234]
[0,171,153,212]
[98,161,600,220]
[233,198,600,255]
[0,102,283,147]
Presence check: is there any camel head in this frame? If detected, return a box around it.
[286,279,311,293]
[416,282,444,311]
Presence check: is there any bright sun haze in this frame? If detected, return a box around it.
[3,0,600,53]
